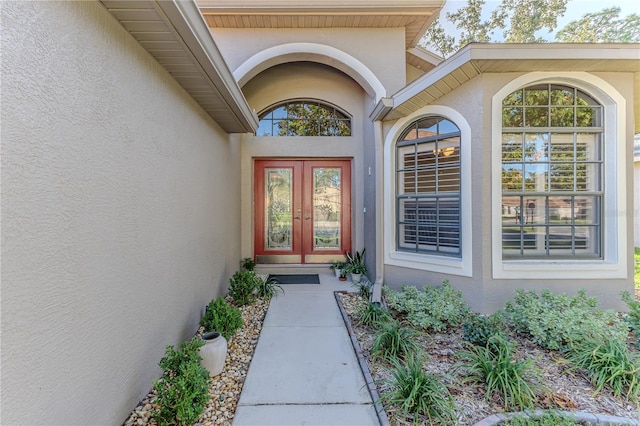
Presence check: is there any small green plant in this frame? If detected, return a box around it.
[380,353,456,424]
[200,297,243,339]
[330,260,347,271]
[371,320,421,362]
[462,313,506,347]
[240,257,256,271]
[501,289,628,351]
[502,411,580,426]
[356,302,392,327]
[255,275,284,299]
[228,270,259,306]
[456,335,542,411]
[384,280,471,332]
[567,338,640,401]
[351,280,373,299]
[621,291,640,349]
[152,338,211,426]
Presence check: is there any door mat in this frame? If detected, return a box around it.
[268,274,320,284]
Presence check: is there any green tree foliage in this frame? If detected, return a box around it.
[555,7,640,43]
[423,0,636,58]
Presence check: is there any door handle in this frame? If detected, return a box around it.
[304,216,311,220]
[295,216,301,220]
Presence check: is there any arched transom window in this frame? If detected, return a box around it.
[396,116,461,256]
[501,84,602,259]
[257,100,351,137]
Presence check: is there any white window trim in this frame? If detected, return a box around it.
[384,106,472,277]
[491,72,627,279]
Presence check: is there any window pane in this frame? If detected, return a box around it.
[548,197,572,224]
[524,133,548,162]
[549,133,574,161]
[503,107,523,127]
[550,107,574,127]
[502,164,523,191]
[524,163,548,191]
[576,107,599,127]
[524,86,549,105]
[503,90,523,106]
[575,196,600,225]
[417,117,438,136]
[502,196,522,225]
[439,119,458,134]
[525,107,549,127]
[502,133,523,162]
[550,86,574,106]
[549,163,575,191]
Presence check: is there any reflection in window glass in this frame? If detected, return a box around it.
[257,100,351,137]
[501,84,602,259]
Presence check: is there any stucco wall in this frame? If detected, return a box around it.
[383,72,634,313]
[238,62,368,260]
[1,2,240,424]
[211,27,407,97]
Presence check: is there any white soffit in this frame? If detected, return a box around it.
[389,43,640,132]
[100,0,258,133]
[196,0,444,48]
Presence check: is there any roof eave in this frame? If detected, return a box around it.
[390,43,640,133]
[100,0,258,134]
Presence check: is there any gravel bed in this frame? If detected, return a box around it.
[123,298,270,426]
[338,292,640,426]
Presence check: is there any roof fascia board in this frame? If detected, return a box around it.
[153,0,258,132]
[369,97,394,121]
[466,43,640,61]
[407,46,444,67]
[393,44,475,106]
[197,0,444,15]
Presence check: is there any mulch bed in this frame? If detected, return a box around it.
[338,292,640,426]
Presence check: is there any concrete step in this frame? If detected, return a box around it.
[255,264,331,275]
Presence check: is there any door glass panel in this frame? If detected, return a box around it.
[313,168,341,250]
[265,168,292,250]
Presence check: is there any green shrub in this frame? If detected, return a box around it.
[456,335,543,411]
[621,291,640,349]
[228,270,259,306]
[502,412,580,426]
[352,280,373,299]
[153,338,211,426]
[463,313,506,347]
[371,320,421,362]
[255,275,284,299]
[384,280,471,332]
[200,297,243,339]
[501,289,628,351]
[567,338,640,401]
[240,257,256,271]
[380,353,456,424]
[356,302,392,327]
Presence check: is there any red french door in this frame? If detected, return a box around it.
[254,159,351,264]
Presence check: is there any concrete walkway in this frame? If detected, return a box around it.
[232,272,380,426]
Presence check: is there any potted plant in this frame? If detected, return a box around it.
[346,249,367,283]
[330,260,348,279]
[346,262,367,283]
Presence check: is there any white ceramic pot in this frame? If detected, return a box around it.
[334,269,342,278]
[351,273,362,283]
[200,331,227,377]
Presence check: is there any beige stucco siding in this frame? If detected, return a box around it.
[1,2,240,424]
[211,27,407,96]
[383,72,634,313]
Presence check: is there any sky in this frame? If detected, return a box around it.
[436,0,640,41]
